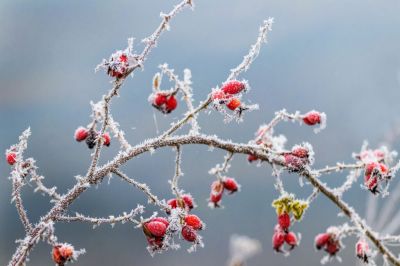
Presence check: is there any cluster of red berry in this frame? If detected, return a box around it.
[151,92,178,114]
[272,223,298,252]
[283,144,313,172]
[271,194,308,253]
[314,228,341,257]
[148,72,178,114]
[247,111,323,163]
[143,194,204,251]
[74,127,111,149]
[211,80,248,113]
[209,177,239,207]
[354,147,392,194]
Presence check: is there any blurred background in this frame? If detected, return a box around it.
[1,0,400,265]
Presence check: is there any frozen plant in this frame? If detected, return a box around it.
[4,1,400,266]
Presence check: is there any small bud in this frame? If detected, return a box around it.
[6,152,17,165]
[74,127,88,142]
[221,80,246,95]
[184,214,203,230]
[223,177,239,193]
[278,212,291,232]
[153,73,161,90]
[181,225,197,242]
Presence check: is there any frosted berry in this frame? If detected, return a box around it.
[52,244,74,265]
[365,162,388,176]
[185,214,203,230]
[209,181,224,207]
[278,212,291,232]
[364,174,378,193]
[181,225,197,242]
[285,232,298,249]
[107,53,129,78]
[167,198,178,209]
[272,230,285,252]
[364,162,389,193]
[223,177,239,193]
[315,233,330,250]
[303,111,322,126]
[152,93,178,114]
[143,219,167,238]
[247,154,258,163]
[284,153,306,171]
[166,195,194,214]
[221,80,246,95]
[226,98,241,111]
[102,132,111,147]
[153,93,167,107]
[6,152,17,165]
[182,194,194,210]
[165,95,178,113]
[151,217,169,227]
[74,127,88,142]
[326,241,340,256]
[85,129,98,149]
[212,90,227,100]
[356,239,370,263]
[291,147,309,158]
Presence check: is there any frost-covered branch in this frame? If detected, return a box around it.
[227,18,274,81]
[56,205,144,227]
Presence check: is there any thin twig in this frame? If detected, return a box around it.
[171,145,183,198]
[112,169,169,211]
